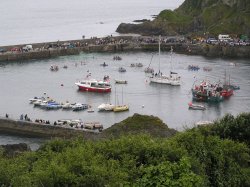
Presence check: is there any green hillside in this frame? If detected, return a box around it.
[0,113,250,186]
[116,0,250,37]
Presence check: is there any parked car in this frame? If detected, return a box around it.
[0,48,7,53]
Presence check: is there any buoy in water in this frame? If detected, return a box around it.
[61,84,64,86]
[142,105,145,108]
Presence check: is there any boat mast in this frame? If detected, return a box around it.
[170,46,173,71]
[158,35,161,73]
[115,86,117,106]
[122,86,123,105]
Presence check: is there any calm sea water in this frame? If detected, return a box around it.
[0,52,250,130]
[0,0,184,46]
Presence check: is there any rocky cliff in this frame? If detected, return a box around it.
[116,0,250,37]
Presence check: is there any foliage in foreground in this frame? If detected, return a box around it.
[0,113,250,186]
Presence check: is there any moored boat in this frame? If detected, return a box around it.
[98,103,115,111]
[188,102,206,110]
[144,67,154,73]
[72,103,89,111]
[192,80,224,102]
[50,65,59,71]
[46,103,62,110]
[188,65,200,71]
[203,66,212,71]
[61,101,75,109]
[87,106,95,113]
[113,105,129,112]
[220,86,234,97]
[136,63,143,67]
[100,62,108,67]
[75,77,111,93]
[118,67,126,72]
[115,79,127,84]
[149,37,180,86]
[29,96,45,103]
[228,84,240,90]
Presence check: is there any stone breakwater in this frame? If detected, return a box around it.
[0,118,97,139]
[1,36,250,62]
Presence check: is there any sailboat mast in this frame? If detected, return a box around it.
[115,86,117,106]
[122,86,123,104]
[170,46,173,71]
[158,35,161,73]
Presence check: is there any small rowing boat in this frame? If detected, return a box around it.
[188,102,206,110]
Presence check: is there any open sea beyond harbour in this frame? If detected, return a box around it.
[0,0,250,148]
[0,0,184,46]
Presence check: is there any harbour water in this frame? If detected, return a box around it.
[0,0,184,46]
[0,52,250,131]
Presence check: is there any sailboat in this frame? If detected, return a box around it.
[220,70,233,97]
[149,36,181,86]
[149,35,170,84]
[113,87,129,112]
[97,93,115,111]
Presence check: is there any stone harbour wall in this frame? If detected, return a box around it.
[0,118,97,139]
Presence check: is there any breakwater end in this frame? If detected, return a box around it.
[0,118,97,139]
[1,36,250,62]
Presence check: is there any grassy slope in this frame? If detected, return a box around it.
[100,113,177,139]
[156,0,250,36]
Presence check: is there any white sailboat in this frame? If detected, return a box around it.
[149,35,170,84]
[98,94,115,111]
[149,36,180,86]
[98,103,115,111]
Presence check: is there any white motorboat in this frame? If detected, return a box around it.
[33,99,44,106]
[61,101,75,109]
[29,97,45,103]
[72,103,89,111]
